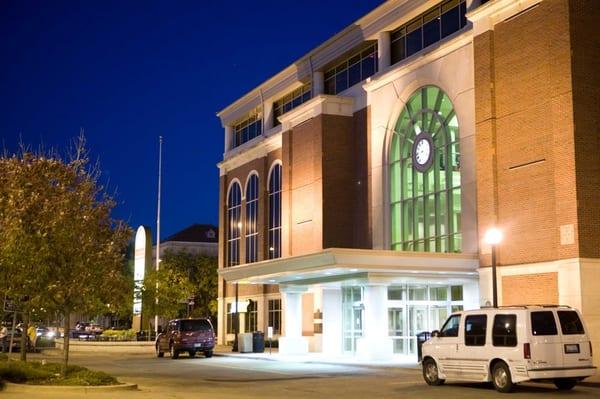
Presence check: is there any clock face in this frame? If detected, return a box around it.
[412,133,433,172]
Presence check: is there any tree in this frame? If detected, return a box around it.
[0,137,131,373]
[141,251,218,326]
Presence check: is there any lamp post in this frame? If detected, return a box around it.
[484,227,503,308]
[232,282,239,352]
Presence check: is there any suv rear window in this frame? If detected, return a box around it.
[531,311,558,335]
[493,314,517,347]
[557,311,584,335]
[180,319,212,332]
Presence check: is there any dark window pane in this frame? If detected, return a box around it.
[348,62,361,87]
[335,69,348,93]
[557,311,585,335]
[406,27,422,57]
[531,311,558,336]
[460,2,467,28]
[325,77,335,94]
[423,19,440,48]
[493,314,517,347]
[465,315,487,346]
[441,6,460,38]
[302,90,311,102]
[361,54,376,79]
[391,36,406,64]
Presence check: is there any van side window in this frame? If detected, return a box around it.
[557,311,585,335]
[531,311,557,335]
[440,314,460,337]
[464,315,487,346]
[493,314,517,347]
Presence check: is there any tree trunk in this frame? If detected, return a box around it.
[20,313,29,361]
[61,311,71,376]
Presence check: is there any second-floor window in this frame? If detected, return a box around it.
[245,174,259,263]
[324,43,378,95]
[227,182,242,266]
[268,163,282,259]
[232,113,262,149]
[273,84,312,126]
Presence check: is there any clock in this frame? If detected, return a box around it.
[412,132,433,172]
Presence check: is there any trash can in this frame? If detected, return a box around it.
[252,331,264,353]
[416,331,432,362]
[238,332,253,353]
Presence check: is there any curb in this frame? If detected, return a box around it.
[2,381,138,393]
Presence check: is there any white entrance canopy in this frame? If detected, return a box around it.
[219,248,479,286]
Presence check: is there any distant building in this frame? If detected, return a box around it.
[153,224,218,259]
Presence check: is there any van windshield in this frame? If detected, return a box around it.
[180,319,212,332]
[557,311,584,335]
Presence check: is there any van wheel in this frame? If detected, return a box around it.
[422,359,444,386]
[189,351,196,358]
[204,350,213,358]
[170,344,179,359]
[492,362,514,393]
[156,343,164,358]
[554,378,576,390]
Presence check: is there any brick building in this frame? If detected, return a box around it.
[216,0,599,360]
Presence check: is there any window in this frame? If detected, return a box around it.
[226,303,235,334]
[268,163,282,259]
[465,315,487,346]
[268,299,281,334]
[493,314,517,347]
[451,285,463,301]
[390,86,461,253]
[324,43,378,95]
[429,286,447,301]
[557,311,585,335]
[388,286,405,300]
[245,300,258,332]
[180,319,212,332]
[227,182,242,266]
[232,112,262,149]
[391,0,467,65]
[531,311,558,336]
[409,286,427,301]
[245,174,259,263]
[440,314,460,337]
[273,84,312,126]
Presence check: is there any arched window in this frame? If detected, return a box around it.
[268,163,282,259]
[245,174,259,263]
[227,182,242,266]
[390,86,461,253]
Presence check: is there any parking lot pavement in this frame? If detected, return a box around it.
[1,350,598,399]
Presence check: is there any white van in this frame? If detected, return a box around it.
[421,305,596,392]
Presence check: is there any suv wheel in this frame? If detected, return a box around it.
[189,350,196,358]
[170,344,179,359]
[554,378,577,390]
[156,343,164,358]
[492,361,514,393]
[422,358,444,386]
[204,350,213,358]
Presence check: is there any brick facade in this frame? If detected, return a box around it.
[502,272,559,306]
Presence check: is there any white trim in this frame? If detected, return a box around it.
[267,160,283,192]
[219,133,282,176]
[467,0,543,36]
[244,170,260,196]
[277,94,354,132]
[226,179,242,205]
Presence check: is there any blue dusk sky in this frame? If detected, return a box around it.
[0,0,384,241]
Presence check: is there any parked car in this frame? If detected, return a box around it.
[155,318,215,359]
[421,305,596,393]
[85,324,104,334]
[1,328,25,352]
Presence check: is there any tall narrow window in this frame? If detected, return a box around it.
[245,174,259,263]
[268,299,281,334]
[390,86,461,253]
[227,182,242,266]
[268,163,282,259]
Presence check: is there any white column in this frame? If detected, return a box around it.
[378,31,391,72]
[313,71,324,96]
[263,100,274,132]
[322,288,342,357]
[224,125,233,152]
[356,284,392,360]
[279,285,309,354]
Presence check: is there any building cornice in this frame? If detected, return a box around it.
[467,0,543,36]
[278,94,354,132]
[218,132,282,175]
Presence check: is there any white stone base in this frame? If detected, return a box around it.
[279,336,309,355]
[356,337,393,361]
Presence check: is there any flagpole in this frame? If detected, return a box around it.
[154,136,163,335]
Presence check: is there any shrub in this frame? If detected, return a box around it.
[0,360,118,385]
[98,329,137,341]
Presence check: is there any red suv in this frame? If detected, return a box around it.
[156,318,215,359]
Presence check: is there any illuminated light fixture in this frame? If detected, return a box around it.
[324,272,332,275]
[350,268,358,272]
[237,222,242,229]
[269,247,274,251]
[484,227,503,308]
[268,279,276,283]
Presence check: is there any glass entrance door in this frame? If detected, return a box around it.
[408,305,427,354]
[342,287,363,353]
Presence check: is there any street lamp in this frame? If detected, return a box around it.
[484,227,503,308]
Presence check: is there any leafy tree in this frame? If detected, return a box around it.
[0,137,131,373]
[141,251,218,326]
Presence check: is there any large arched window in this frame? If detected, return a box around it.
[390,86,461,253]
[268,163,282,259]
[227,182,242,266]
[245,174,259,263]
